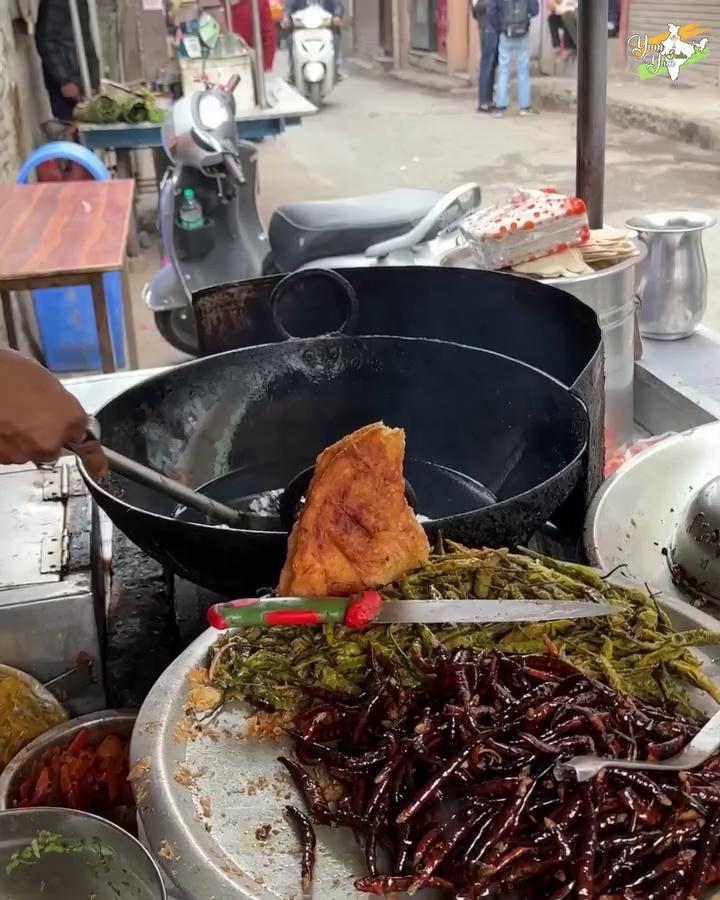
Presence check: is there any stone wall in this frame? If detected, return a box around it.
[0,5,50,183]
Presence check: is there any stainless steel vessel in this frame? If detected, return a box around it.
[0,808,166,900]
[439,242,645,456]
[627,211,716,341]
[0,710,136,810]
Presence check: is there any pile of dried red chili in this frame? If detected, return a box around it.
[13,729,134,824]
[278,649,720,898]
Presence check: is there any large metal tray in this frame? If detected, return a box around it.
[132,588,720,900]
[585,422,720,616]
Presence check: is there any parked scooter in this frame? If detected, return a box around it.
[289,2,337,107]
[145,77,481,355]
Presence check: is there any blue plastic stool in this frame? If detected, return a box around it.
[16,142,127,371]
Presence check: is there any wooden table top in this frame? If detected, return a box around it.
[0,180,135,281]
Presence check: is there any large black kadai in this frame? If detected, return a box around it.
[83,267,602,597]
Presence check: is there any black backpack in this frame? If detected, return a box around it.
[501,0,530,37]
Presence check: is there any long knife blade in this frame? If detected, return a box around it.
[207,594,623,630]
[373,598,622,625]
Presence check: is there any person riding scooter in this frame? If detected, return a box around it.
[283,0,345,81]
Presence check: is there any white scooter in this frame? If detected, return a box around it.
[145,77,481,355]
[290,2,337,106]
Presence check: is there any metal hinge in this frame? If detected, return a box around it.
[40,531,69,575]
[42,464,87,501]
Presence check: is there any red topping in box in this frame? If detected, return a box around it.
[460,188,591,270]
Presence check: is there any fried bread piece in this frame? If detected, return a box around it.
[278,423,430,597]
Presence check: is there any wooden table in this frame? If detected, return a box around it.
[0,180,138,373]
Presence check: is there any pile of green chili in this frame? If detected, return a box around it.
[208,545,720,717]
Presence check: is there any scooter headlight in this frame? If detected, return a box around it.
[198,92,231,130]
[303,61,326,83]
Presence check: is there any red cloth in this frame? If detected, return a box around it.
[231,0,276,71]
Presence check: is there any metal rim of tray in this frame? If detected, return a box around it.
[584,421,720,612]
[132,598,720,900]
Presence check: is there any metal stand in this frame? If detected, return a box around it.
[87,0,105,79]
[250,0,269,108]
[576,0,609,228]
[68,0,93,96]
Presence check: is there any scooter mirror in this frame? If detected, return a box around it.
[191,127,224,155]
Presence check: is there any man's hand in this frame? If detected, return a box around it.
[332,15,342,26]
[0,350,107,478]
[61,81,80,100]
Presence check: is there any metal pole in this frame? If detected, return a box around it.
[86,0,105,81]
[249,0,269,107]
[575,0,608,229]
[224,0,234,33]
[68,0,93,96]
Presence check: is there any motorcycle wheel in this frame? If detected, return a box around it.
[154,308,199,356]
[309,82,323,107]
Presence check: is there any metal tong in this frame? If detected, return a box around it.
[556,707,720,782]
[66,418,243,528]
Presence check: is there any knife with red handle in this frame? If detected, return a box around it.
[207,592,383,629]
[207,595,621,630]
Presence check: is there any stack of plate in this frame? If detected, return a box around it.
[580,226,640,267]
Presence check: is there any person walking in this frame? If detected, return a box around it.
[471,0,499,113]
[35,0,99,121]
[489,0,539,117]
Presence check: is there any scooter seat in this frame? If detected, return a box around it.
[269,189,444,271]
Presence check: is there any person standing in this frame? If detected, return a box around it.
[231,0,276,71]
[471,0,499,113]
[35,0,99,122]
[546,0,576,59]
[555,0,578,53]
[489,0,539,117]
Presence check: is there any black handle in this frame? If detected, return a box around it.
[269,269,360,341]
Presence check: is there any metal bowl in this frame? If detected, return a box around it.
[0,709,136,811]
[0,807,166,900]
[669,475,720,601]
[0,664,67,771]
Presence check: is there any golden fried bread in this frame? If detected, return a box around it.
[278,423,430,597]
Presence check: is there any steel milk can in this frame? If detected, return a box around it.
[626,211,716,340]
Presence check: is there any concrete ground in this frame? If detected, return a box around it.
[120,66,720,367]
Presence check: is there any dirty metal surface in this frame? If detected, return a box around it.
[132,629,374,900]
[132,604,720,900]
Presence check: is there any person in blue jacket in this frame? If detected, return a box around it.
[282,0,346,81]
[487,0,539,116]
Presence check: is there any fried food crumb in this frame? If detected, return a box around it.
[174,762,202,788]
[128,756,152,804]
[243,709,297,740]
[199,796,212,818]
[255,824,272,842]
[158,840,176,861]
[186,667,210,686]
[186,685,223,712]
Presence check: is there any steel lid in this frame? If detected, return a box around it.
[584,422,720,611]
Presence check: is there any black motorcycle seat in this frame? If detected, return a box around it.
[269,189,444,271]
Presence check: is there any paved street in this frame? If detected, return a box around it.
[129,67,720,367]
